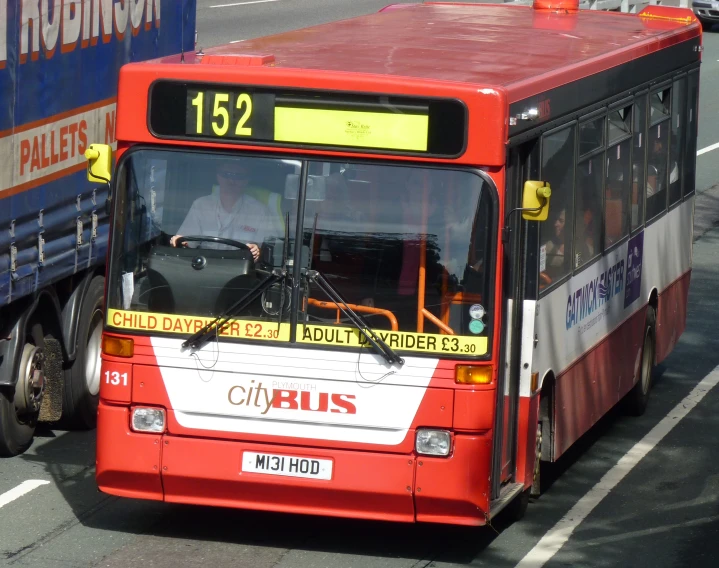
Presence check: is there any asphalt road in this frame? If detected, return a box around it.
[2,3,719,568]
[194,0,477,47]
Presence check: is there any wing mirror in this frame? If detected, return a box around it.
[521,180,551,221]
[84,144,113,216]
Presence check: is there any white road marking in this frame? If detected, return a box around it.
[210,0,278,7]
[0,480,50,509]
[515,364,719,568]
[697,141,719,156]
[577,514,719,548]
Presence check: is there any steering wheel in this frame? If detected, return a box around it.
[175,236,250,251]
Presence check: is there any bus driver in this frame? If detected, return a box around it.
[170,160,285,259]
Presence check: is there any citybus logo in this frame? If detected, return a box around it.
[226,380,357,415]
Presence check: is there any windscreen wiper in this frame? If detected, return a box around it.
[182,269,284,351]
[304,268,404,366]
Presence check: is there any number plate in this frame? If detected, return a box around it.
[242,451,333,480]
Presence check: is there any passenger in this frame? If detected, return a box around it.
[543,207,567,279]
[573,164,601,266]
[580,206,597,257]
[170,160,284,259]
[605,158,628,245]
[646,135,667,198]
[575,197,599,266]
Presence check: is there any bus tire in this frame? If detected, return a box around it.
[530,422,543,497]
[624,305,656,417]
[503,488,530,523]
[61,276,105,430]
[0,324,46,457]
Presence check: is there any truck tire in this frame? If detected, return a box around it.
[624,305,656,416]
[0,389,36,457]
[61,276,105,430]
[0,324,46,457]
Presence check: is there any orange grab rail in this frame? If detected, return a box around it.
[306,298,399,331]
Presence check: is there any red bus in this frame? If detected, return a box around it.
[88,1,702,525]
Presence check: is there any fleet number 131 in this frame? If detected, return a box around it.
[104,370,128,386]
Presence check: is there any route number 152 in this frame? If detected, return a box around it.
[190,90,253,138]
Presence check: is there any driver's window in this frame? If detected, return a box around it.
[109,151,299,319]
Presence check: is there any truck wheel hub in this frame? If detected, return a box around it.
[15,344,45,415]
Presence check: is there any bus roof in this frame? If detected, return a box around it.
[118,3,701,165]
[190,3,700,101]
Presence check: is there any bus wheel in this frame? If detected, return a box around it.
[61,276,105,430]
[530,422,542,498]
[624,306,656,416]
[0,329,45,457]
[502,487,530,523]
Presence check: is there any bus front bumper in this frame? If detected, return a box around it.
[96,402,492,525]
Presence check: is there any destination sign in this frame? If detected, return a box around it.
[149,81,467,156]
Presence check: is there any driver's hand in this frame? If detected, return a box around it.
[170,235,186,248]
[247,243,260,261]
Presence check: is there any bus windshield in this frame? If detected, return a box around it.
[108,149,495,353]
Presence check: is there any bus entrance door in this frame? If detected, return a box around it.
[492,140,541,504]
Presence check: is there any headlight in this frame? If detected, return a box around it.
[415,429,451,456]
[131,407,165,433]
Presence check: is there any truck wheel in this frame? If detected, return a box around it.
[0,327,46,457]
[624,306,656,416]
[61,276,105,430]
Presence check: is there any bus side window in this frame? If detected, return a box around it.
[646,87,671,221]
[539,125,576,289]
[605,105,632,247]
[645,121,670,220]
[669,76,686,207]
[573,115,605,269]
[684,71,700,198]
[574,155,603,268]
[604,139,630,247]
[631,95,647,231]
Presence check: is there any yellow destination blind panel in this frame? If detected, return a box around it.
[107,309,291,342]
[274,107,428,152]
[298,325,487,356]
[106,310,487,356]
[149,81,467,157]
